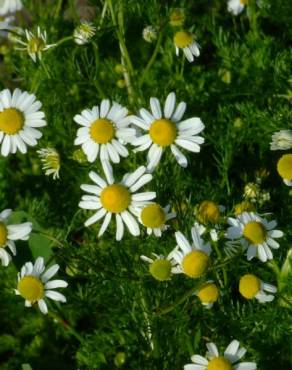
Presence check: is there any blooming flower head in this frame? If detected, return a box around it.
[227,212,283,262]
[243,183,260,201]
[139,203,176,237]
[196,201,225,225]
[184,339,256,370]
[277,154,292,186]
[37,147,60,180]
[0,209,32,266]
[140,251,178,281]
[79,161,155,240]
[74,100,135,163]
[142,25,157,43]
[239,274,277,303]
[131,92,204,171]
[227,0,249,16]
[173,30,200,62]
[169,8,185,27]
[270,130,292,151]
[196,281,219,309]
[234,201,256,216]
[0,88,46,156]
[73,22,96,45]
[15,257,68,314]
[170,224,212,278]
[0,0,22,16]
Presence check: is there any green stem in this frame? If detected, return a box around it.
[48,311,83,342]
[54,0,63,19]
[33,230,64,248]
[212,240,228,286]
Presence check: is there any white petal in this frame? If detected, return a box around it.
[190,355,208,365]
[206,342,219,357]
[116,214,124,241]
[170,144,188,167]
[150,97,162,119]
[41,264,59,282]
[172,101,186,122]
[84,208,107,227]
[45,279,68,289]
[38,299,48,314]
[100,99,110,118]
[164,92,176,119]
[98,212,112,237]
[45,290,66,302]
[121,211,140,236]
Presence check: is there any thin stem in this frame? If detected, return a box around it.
[54,0,63,19]
[33,230,64,248]
[48,311,83,342]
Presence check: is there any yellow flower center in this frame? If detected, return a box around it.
[149,259,172,281]
[277,154,292,180]
[149,119,177,147]
[28,37,46,53]
[0,222,8,247]
[100,184,131,213]
[197,283,219,304]
[207,357,232,370]
[234,201,256,216]
[243,221,266,245]
[182,250,209,278]
[239,274,261,299]
[141,204,166,228]
[197,201,220,224]
[0,108,24,135]
[90,118,115,144]
[169,9,185,27]
[17,275,44,302]
[240,0,249,4]
[173,31,193,48]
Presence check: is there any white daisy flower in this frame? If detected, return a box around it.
[170,224,212,278]
[131,92,205,171]
[73,22,96,45]
[142,25,157,43]
[277,154,292,186]
[227,212,283,263]
[138,203,176,237]
[140,251,178,281]
[173,30,200,63]
[0,0,22,16]
[74,100,136,163]
[270,130,292,151]
[15,257,68,315]
[37,147,60,180]
[239,274,277,303]
[0,88,46,156]
[79,161,156,240]
[227,0,248,16]
[0,208,32,266]
[184,339,256,370]
[196,281,219,309]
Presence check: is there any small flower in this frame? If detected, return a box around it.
[131,92,205,171]
[0,209,32,266]
[239,274,277,303]
[244,183,260,201]
[142,25,157,43]
[140,252,178,281]
[139,203,176,237]
[37,148,60,180]
[196,281,219,309]
[270,130,292,151]
[0,88,46,156]
[15,257,68,314]
[73,22,96,45]
[74,100,136,163]
[184,339,256,370]
[0,0,22,16]
[169,8,185,27]
[277,154,292,186]
[173,30,200,63]
[227,0,249,16]
[196,201,225,225]
[79,161,155,240]
[234,201,256,216]
[227,212,283,262]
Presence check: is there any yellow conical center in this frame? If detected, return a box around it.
[169,9,185,27]
[234,201,256,216]
[149,259,172,281]
[207,357,232,370]
[173,31,193,48]
[0,108,24,135]
[141,204,166,228]
[0,222,8,247]
[17,275,44,302]
[28,37,45,53]
[149,119,177,147]
[197,283,219,304]
[100,184,130,213]
[90,118,115,144]
[197,201,220,224]
[182,250,209,278]
[240,0,249,4]
[243,221,266,245]
[239,274,260,299]
[277,154,292,180]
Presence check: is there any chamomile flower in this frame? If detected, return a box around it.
[0,88,46,156]
[239,274,277,303]
[173,31,200,63]
[270,130,292,151]
[227,0,248,16]
[37,147,60,180]
[142,25,157,43]
[73,22,96,45]
[0,208,32,266]
[74,100,136,163]
[79,161,156,240]
[170,224,212,279]
[196,281,219,309]
[184,339,256,370]
[131,92,205,171]
[234,201,256,216]
[227,212,283,262]
[140,252,179,281]
[15,257,68,314]
[0,0,22,16]
[277,154,292,186]
[139,203,176,237]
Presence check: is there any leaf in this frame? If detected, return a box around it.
[28,232,53,262]
[22,365,33,370]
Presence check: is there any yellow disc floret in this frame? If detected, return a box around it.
[0,222,8,246]
[173,31,193,49]
[197,283,219,304]
[28,37,46,54]
[182,250,209,278]
[0,108,24,135]
[100,184,131,213]
[239,274,261,299]
[149,259,172,281]
[243,221,266,245]
[207,357,232,370]
[240,0,249,4]
[90,118,115,144]
[141,204,166,228]
[17,276,44,302]
[197,201,220,224]
[277,154,292,180]
[149,119,177,147]
[169,9,185,27]
[234,201,256,216]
